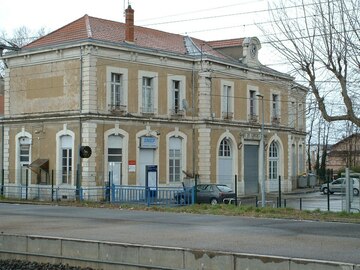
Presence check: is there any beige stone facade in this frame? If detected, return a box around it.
[0,13,307,199]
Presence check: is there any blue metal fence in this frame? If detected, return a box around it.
[0,184,195,206]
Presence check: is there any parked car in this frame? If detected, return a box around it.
[320,178,360,196]
[175,184,236,205]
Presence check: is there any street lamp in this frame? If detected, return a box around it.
[256,94,266,207]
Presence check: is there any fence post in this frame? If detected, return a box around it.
[25,170,29,200]
[0,169,3,196]
[51,170,54,202]
[75,164,80,201]
[278,175,282,208]
[194,174,198,204]
[235,175,238,206]
[326,169,330,211]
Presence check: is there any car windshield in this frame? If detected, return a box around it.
[217,185,233,192]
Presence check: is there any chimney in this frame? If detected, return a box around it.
[125,5,134,43]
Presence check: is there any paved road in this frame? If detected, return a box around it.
[0,203,360,264]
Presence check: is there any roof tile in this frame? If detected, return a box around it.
[24,15,230,59]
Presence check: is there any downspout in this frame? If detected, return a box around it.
[192,61,196,178]
[76,47,83,199]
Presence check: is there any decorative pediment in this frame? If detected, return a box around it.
[242,37,261,67]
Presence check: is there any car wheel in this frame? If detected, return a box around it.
[322,187,329,194]
[210,198,218,205]
[353,188,359,196]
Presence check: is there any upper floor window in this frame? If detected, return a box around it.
[139,71,158,115]
[221,81,234,119]
[110,73,123,108]
[271,93,280,125]
[171,80,182,114]
[168,75,186,116]
[222,85,232,117]
[142,77,154,113]
[298,103,304,129]
[249,90,256,116]
[248,88,259,123]
[107,67,128,113]
[289,101,296,128]
[272,94,279,117]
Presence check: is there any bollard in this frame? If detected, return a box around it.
[300,198,302,211]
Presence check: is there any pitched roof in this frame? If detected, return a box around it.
[207,38,244,48]
[24,15,227,59]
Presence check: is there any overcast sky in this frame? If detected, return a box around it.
[0,0,287,71]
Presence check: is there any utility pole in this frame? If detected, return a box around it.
[257,94,266,207]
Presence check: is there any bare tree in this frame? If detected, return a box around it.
[262,0,360,126]
[1,26,46,76]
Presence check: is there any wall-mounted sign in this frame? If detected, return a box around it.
[140,136,158,149]
[128,160,136,172]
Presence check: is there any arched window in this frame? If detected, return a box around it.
[269,141,279,181]
[60,135,72,184]
[17,135,31,185]
[169,137,182,182]
[219,138,231,157]
[108,134,123,185]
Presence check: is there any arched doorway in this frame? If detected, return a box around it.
[218,138,234,189]
[108,135,123,186]
[269,141,280,191]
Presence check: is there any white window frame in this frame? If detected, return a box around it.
[221,80,234,119]
[56,127,75,186]
[271,91,281,119]
[219,138,231,157]
[15,131,32,185]
[61,140,72,185]
[106,67,128,112]
[166,130,187,185]
[169,137,182,183]
[269,141,279,181]
[247,85,259,121]
[298,103,304,129]
[289,100,296,128]
[167,75,186,115]
[138,71,158,114]
[104,127,129,185]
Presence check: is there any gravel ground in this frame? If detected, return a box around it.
[0,259,98,270]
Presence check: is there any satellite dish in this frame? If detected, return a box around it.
[182,99,189,111]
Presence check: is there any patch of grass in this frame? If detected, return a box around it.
[1,198,360,223]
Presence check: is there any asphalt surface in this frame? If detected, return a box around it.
[0,203,360,264]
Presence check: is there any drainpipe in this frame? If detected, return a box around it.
[76,48,83,200]
[192,61,196,178]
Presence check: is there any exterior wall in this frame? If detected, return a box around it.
[327,134,360,174]
[7,59,81,116]
[1,41,307,197]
